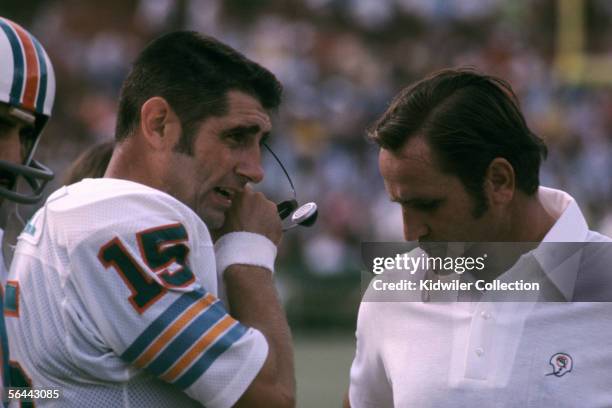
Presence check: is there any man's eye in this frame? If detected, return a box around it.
[0,119,14,134]
[20,128,36,149]
[225,133,248,146]
[20,127,35,139]
[412,200,441,211]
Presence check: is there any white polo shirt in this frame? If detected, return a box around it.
[349,187,612,407]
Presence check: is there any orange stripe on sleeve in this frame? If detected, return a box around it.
[133,294,217,368]
[160,315,237,382]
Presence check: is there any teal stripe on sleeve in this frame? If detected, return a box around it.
[121,290,204,363]
[174,323,247,389]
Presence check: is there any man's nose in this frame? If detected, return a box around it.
[402,208,429,241]
[236,148,264,184]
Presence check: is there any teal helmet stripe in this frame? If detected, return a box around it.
[31,36,47,114]
[0,18,25,107]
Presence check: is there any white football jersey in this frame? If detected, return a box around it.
[5,178,268,407]
[0,227,7,403]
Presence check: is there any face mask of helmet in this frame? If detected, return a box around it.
[0,17,56,205]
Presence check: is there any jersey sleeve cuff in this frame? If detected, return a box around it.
[197,328,269,408]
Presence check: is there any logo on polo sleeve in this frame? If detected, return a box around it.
[546,352,573,377]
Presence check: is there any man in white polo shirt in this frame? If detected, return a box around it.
[347,69,612,407]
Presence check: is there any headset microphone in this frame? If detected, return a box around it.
[262,143,318,231]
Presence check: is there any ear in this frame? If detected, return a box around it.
[139,97,181,150]
[484,157,515,206]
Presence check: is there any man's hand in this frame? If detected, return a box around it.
[212,187,282,245]
[211,187,294,406]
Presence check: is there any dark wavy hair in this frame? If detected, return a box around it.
[115,31,282,155]
[369,68,547,216]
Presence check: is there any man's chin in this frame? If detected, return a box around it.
[199,210,225,230]
[418,241,442,256]
[418,241,471,258]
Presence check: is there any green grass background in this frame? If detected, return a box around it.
[294,332,355,407]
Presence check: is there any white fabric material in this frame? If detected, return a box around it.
[215,231,277,276]
[6,178,268,407]
[349,187,612,407]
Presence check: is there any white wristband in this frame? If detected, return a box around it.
[214,231,277,277]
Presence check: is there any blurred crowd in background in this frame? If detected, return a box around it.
[4,0,612,330]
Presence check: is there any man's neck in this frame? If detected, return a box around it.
[507,192,557,242]
[467,193,558,283]
[104,140,163,192]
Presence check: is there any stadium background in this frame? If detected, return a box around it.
[3,0,612,405]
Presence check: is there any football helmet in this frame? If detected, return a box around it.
[0,17,55,204]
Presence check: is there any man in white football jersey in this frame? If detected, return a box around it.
[0,16,56,404]
[6,31,294,407]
